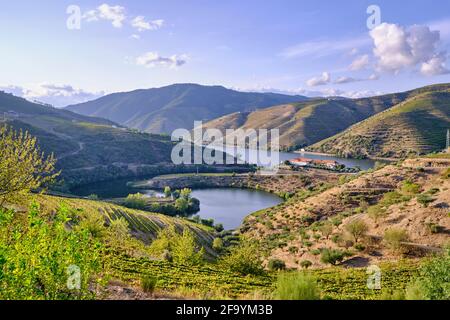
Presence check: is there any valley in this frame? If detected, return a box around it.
[1,83,449,301]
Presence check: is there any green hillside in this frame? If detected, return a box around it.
[0,91,174,186]
[202,83,450,151]
[65,83,307,134]
[308,90,450,158]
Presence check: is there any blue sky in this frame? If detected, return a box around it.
[1,0,450,106]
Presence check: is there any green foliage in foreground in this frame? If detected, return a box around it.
[0,204,104,300]
[275,272,320,300]
[148,226,205,266]
[0,125,59,207]
[406,248,450,300]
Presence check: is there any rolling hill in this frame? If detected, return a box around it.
[65,83,307,134]
[0,91,174,186]
[308,90,450,158]
[201,83,450,152]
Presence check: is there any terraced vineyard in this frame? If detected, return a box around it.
[109,253,418,299]
[35,195,216,247]
[309,90,450,158]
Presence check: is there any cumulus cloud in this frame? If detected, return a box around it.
[135,52,187,69]
[131,16,164,32]
[334,76,361,84]
[349,54,370,71]
[420,52,450,76]
[231,85,383,99]
[306,72,331,87]
[333,74,379,84]
[370,23,449,76]
[1,83,104,107]
[83,4,126,28]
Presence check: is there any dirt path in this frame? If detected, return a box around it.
[59,141,84,160]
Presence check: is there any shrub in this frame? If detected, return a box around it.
[319,223,333,239]
[212,238,224,252]
[383,228,408,252]
[354,243,366,252]
[288,246,299,254]
[124,193,147,210]
[426,223,443,234]
[331,234,342,244]
[274,272,320,300]
[300,260,313,269]
[221,241,264,276]
[87,194,99,200]
[380,191,410,206]
[0,204,103,300]
[140,275,157,294]
[345,219,368,243]
[320,249,348,265]
[401,180,421,195]
[149,227,205,265]
[417,194,434,207]
[367,204,387,221]
[406,247,450,300]
[268,259,286,271]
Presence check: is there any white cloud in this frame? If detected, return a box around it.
[349,54,370,71]
[368,73,379,81]
[306,72,331,87]
[131,16,164,32]
[370,23,448,76]
[280,36,370,59]
[420,53,450,76]
[334,76,361,84]
[230,85,383,100]
[135,52,187,69]
[1,83,104,107]
[130,34,141,40]
[83,4,126,28]
[334,74,379,84]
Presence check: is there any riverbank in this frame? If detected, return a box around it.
[132,169,343,196]
[297,150,399,163]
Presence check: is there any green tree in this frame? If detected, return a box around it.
[0,126,59,207]
[383,228,409,253]
[149,226,204,265]
[175,197,189,212]
[221,241,264,275]
[320,249,349,266]
[163,186,172,198]
[345,219,368,243]
[124,193,147,210]
[180,188,192,199]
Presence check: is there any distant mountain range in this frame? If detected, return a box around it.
[201,83,450,154]
[308,85,450,158]
[65,83,308,134]
[0,91,173,179]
